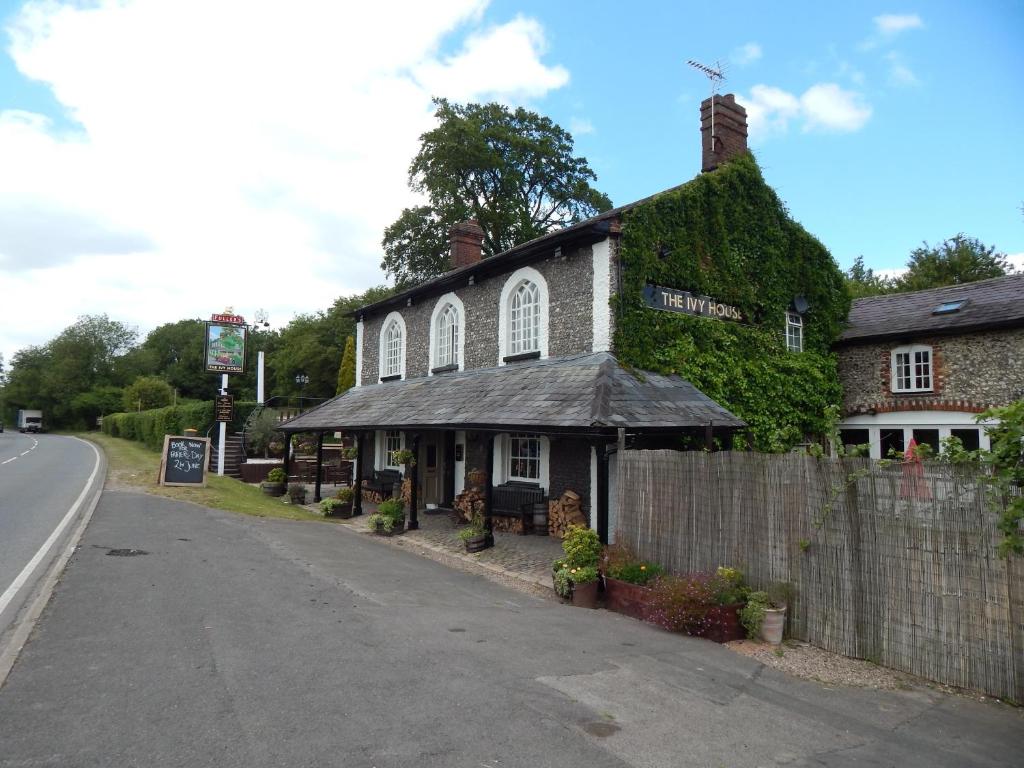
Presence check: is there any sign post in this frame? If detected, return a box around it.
[204,311,248,477]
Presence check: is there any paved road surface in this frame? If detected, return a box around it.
[0,489,1019,767]
[0,433,101,639]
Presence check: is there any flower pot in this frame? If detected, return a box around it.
[327,501,353,518]
[464,533,488,552]
[571,580,599,609]
[760,606,787,645]
[261,482,285,496]
[697,603,745,643]
[374,519,406,536]
[604,577,654,621]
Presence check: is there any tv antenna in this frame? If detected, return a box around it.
[688,59,727,153]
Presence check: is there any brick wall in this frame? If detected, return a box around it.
[359,241,599,383]
[837,327,1024,415]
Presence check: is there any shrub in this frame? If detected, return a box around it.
[740,591,770,638]
[266,468,286,484]
[367,513,385,531]
[319,498,342,516]
[288,484,307,504]
[603,545,664,585]
[647,573,717,635]
[377,498,404,523]
[561,525,601,568]
[335,487,354,503]
[710,566,750,605]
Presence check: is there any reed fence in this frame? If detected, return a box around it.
[615,450,1023,702]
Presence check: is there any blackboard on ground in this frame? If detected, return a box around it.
[158,435,210,487]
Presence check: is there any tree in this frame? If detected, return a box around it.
[895,234,1012,292]
[136,319,213,401]
[845,256,894,298]
[336,336,356,395]
[381,98,613,287]
[122,376,174,412]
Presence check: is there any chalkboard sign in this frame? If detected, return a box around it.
[158,435,210,487]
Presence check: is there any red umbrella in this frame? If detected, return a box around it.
[899,438,932,499]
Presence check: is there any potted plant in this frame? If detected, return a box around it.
[602,545,664,621]
[342,446,358,461]
[739,582,791,645]
[392,448,416,467]
[369,498,405,536]
[261,467,287,496]
[288,483,308,505]
[321,487,354,518]
[551,525,602,606]
[699,567,750,643]
[458,511,488,552]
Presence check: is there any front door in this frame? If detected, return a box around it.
[420,432,443,509]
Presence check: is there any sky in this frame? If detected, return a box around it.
[1,0,1022,367]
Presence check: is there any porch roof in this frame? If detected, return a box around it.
[277,352,745,435]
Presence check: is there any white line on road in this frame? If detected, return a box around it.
[0,440,102,617]
[19,451,30,456]
[1,457,15,465]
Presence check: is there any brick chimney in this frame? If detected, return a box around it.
[450,220,485,269]
[700,93,748,173]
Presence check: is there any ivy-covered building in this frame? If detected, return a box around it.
[281,94,848,543]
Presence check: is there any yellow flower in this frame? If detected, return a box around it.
[640,565,647,571]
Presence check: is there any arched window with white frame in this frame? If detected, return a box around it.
[378,311,406,380]
[497,267,549,365]
[428,293,465,374]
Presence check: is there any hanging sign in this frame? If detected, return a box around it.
[204,320,248,374]
[643,284,743,322]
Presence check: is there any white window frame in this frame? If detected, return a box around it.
[891,344,933,393]
[375,429,405,472]
[428,292,466,374]
[497,266,549,365]
[785,311,803,352]
[492,432,550,490]
[377,311,407,380]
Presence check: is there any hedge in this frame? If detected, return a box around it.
[102,400,259,451]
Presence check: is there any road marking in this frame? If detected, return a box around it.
[1,458,15,465]
[0,440,103,617]
[20,451,30,456]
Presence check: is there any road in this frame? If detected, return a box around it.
[0,488,1019,768]
[0,432,102,642]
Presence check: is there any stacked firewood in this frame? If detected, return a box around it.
[454,487,485,524]
[548,490,586,538]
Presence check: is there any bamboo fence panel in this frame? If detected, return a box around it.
[614,449,1023,702]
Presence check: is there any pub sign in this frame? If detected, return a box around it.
[643,284,743,323]
[204,318,248,374]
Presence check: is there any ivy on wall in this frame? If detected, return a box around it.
[614,153,850,452]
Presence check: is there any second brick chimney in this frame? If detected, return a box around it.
[700,94,748,173]
[450,220,485,269]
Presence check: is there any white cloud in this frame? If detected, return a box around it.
[732,42,762,66]
[743,82,871,139]
[0,0,571,364]
[885,51,919,87]
[1007,253,1024,273]
[873,13,924,36]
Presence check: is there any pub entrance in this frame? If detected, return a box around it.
[416,430,456,510]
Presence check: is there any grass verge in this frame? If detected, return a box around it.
[80,433,337,523]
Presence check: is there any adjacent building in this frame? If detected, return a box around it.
[834,275,1024,457]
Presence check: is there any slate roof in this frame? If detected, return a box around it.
[838,274,1024,345]
[278,352,745,434]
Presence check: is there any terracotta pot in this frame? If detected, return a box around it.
[604,577,654,621]
[760,607,787,645]
[571,580,599,608]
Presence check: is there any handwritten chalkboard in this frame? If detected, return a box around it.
[158,435,210,487]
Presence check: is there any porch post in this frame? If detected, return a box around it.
[704,422,714,451]
[283,434,292,479]
[596,441,610,545]
[313,431,324,503]
[353,431,365,517]
[407,432,420,530]
[483,433,495,548]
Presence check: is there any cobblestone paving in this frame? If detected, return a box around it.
[327,501,563,590]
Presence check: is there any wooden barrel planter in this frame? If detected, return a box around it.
[464,533,488,552]
[374,519,406,537]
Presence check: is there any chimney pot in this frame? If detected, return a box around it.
[450,220,485,269]
[700,93,748,173]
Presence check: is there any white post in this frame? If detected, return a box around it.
[217,373,228,476]
[257,350,265,404]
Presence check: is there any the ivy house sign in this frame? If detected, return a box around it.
[643,283,743,322]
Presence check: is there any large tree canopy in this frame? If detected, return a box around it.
[895,234,1012,291]
[381,98,613,287]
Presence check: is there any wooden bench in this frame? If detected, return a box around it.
[491,482,546,535]
[362,469,402,502]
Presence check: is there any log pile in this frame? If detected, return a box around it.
[454,487,485,524]
[548,490,586,538]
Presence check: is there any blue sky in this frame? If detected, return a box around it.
[0,1,1021,364]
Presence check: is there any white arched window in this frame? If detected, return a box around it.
[378,311,406,380]
[436,304,459,367]
[498,266,549,365]
[509,281,540,355]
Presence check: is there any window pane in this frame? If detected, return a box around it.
[912,429,940,454]
[839,429,869,450]
[950,428,980,452]
[880,429,905,458]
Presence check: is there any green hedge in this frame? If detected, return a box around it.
[102,400,259,451]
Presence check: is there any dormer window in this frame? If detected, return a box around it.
[378,311,406,380]
[785,312,803,352]
[436,304,459,367]
[892,345,932,392]
[498,267,549,365]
